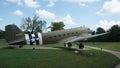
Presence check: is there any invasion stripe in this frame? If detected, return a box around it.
[35,33,39,45]
[29,34,33,45]
[25,34,30,45]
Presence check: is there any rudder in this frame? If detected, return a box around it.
[5,24,25,44]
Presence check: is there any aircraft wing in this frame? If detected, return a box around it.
[59,36,78,43]
[66,32,108,43]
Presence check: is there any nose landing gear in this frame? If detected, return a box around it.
[19,45,23,48]
[79,43,84,49]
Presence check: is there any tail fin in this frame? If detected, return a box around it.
[5,24,25,44]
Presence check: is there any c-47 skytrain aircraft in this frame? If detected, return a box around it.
[5,24,107,48]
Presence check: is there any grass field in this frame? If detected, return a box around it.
[0,39,6,45]
[85,42,120,52]
[0,39,120,68]
[0,49,119,68]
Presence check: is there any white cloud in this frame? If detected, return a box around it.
[62,0,99,3]
[63,14,76,25]
[97,0,120,15]
[95,20,120,30]
[24,0,40,8]
[43,0,56,7]
[54,14,76,25]
[7,0,40,8]
[35,9,56,19]
[47,0,56,7]
[7,0,23,5]
[45,0,57,7]
[12,10,23,17]
[0,18,3,21]
[79,3,88,7]
[34,9,75,26]
[62,0,99,7]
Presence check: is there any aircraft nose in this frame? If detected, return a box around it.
[86,28,94,34]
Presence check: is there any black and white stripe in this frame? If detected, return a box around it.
[35,33,39,45]
[25,33,43,45]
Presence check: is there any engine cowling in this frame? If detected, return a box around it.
[24,33,43,45]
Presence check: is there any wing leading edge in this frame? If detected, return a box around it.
[66,32,108,43]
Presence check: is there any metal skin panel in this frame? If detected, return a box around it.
[42,27,92,44]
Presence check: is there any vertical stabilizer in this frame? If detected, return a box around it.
[5,24,25,45]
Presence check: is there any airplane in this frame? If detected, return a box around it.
[5,24,108,49]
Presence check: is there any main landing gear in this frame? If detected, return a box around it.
[78,43,84,49]
[64,43,84,49]
[19,45,23,48]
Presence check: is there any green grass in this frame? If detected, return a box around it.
[0,40,120,68]
[0,49,119,68]
[85,42,120,52]
[0,39,7,45]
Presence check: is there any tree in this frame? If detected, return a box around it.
[0,30,5,39]
[108,25,120,42]
[96,27,105,34]
[95,27,106,42]
[48,21,65,31]
[21,16,46,33]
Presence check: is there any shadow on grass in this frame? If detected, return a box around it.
[0,46,17,49]
[54,47,93,57]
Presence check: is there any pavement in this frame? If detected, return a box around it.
[85,46,120,68]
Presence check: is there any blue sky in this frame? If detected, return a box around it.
[0,0,120,31]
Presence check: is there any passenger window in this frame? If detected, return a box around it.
[54,36,57,38]
[63,34,66,36]
[59,35,61,37]
[67,33,70,35]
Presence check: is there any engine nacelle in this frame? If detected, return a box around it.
[24,33,43,45]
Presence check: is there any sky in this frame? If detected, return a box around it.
[0,0,120,31]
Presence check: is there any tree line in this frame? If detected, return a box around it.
[89,25,120,42]
[0,15,120,42]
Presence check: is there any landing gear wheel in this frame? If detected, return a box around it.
[79,43,84,49]
[19,45,23,48]
[67,43,72,48]
[64,43,72,47]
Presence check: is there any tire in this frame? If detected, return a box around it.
[19,45,23,48]
[79,43,84,49]
[67,43,72,48]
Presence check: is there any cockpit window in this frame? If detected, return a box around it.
[88,28,90,30]
[76,32,78,34]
